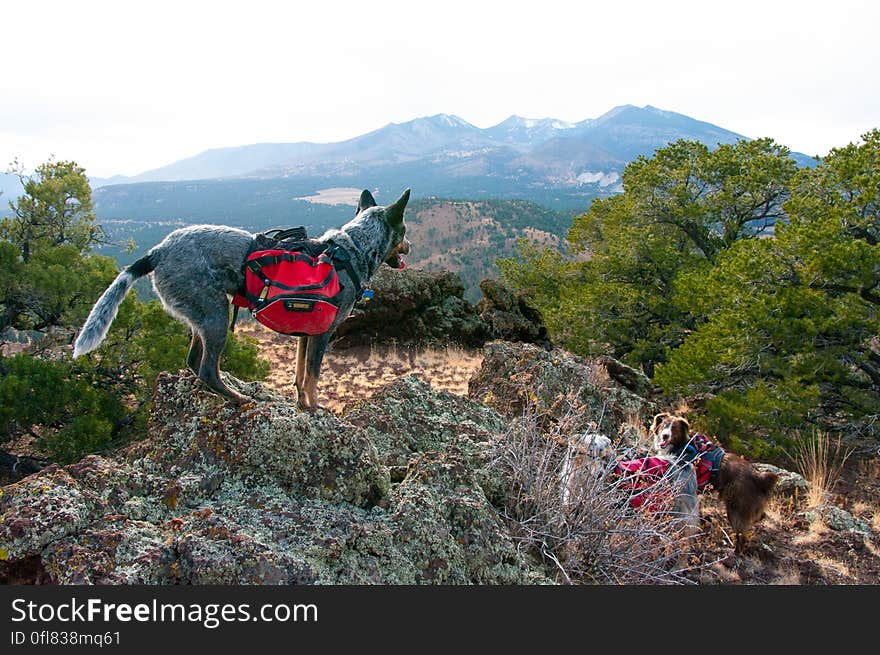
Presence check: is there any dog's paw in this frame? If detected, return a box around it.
[229,395,251,407]
[301,403,330,414]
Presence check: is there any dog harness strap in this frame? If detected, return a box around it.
[241,288,344,309]
[324,241,363,295]
[248,252,330,271]
[262,226,308,242]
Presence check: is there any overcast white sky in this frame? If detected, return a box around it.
[2,0,878,177]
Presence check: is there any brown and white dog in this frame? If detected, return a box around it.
[650,412,778,553]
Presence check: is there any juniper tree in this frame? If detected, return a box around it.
[656,130,880,454]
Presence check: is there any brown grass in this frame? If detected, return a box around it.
[788,432,854,508]
[491,394,708,584]
[235,321,483,412]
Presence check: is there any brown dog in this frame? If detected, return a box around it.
[650,413,778,553]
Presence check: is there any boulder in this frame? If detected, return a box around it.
[332,267,488,347]
[468,341,652,437]
[476,279,553,350]
[344,375,506,482]
[331,268,550,350]
[752,463,809,497]
[595,356,654,398]
[805,505,872,536]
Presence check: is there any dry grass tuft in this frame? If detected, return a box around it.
[788,432,854,508]
[585,361,611,388]
[490,394,707,585]
[672,399,691,416]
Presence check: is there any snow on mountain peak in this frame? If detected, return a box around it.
[433,114,472,128]
[496,115,575,131]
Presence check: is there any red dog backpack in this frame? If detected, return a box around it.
[232,248,342,336]
[614,456,673,509]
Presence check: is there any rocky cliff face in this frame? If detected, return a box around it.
[0,340,653,585]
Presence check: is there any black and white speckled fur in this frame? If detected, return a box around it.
[73,188,411,409]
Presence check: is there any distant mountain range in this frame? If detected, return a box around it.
[94,104,807,189]
[84,104,814,218]
[2,104,818,225]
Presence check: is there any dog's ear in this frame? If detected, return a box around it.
[671,418,690,445]
[384,188,410,226]
[357,190,377,215]
[651,413,669,432]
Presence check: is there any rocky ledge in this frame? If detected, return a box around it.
[2,340,833,585]
[0,341,655,585]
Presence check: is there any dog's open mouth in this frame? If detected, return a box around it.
[385,239,410,269]
[385,253,406,269]
[657,429,672,449]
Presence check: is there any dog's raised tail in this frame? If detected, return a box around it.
[73,254,156,358]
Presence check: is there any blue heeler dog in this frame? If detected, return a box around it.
[74,188,411,410]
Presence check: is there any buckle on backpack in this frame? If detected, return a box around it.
[283,298,315,312]
[327,243,349,262]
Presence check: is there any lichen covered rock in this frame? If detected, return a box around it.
[468,341,651,436]
[344,376,506,478]
[330,268,550,350]
[390,448,536,583]
[806,504,872,536]
[0,370,544,585]
[141,372,389,507]
[333,267,489,347]
[753,463,809,497]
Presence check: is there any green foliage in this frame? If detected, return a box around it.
[222,330,271,381]
[1,160,111,333]
[503,137,797,376]
[1,160,269,464]
[497,238,569,305]
[656,130,880,453]
[0,354,126,463]
[566,192,706,373]
[2,159,102,262]
[497,238,583,349]
[502,132,878,455]
[583,138,795,262]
